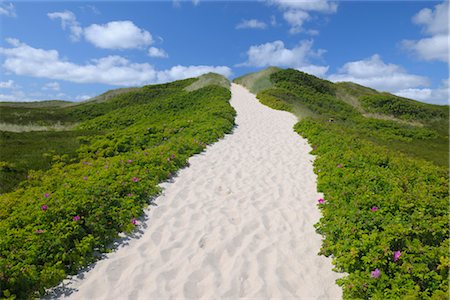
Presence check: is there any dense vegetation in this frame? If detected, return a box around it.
[235,68,449,299]
[0,76,235,299]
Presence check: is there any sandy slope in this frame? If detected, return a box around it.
[57,84,341,299]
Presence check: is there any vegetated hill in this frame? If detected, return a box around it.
[74,87,142,105]
[235,68,449,167]
[234,68,449,299]
[0,100,72,108]
[234,66,280,94]
[0,74,236,299]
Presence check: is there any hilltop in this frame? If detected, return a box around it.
[235,68,449,167]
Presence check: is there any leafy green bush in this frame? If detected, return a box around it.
[360,93,447,121]
[270,68,336,96]
[252,68,449,299]
[0,79,235,299]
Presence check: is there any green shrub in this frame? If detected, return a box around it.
[360,93,447,121]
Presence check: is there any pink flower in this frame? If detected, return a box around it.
[127,159,133,163]
[131,218,138,225]
[132,177,139,182]
[337,164,343,168]
[313,145,317,150]
[41,205,48,211]
[44,193,50,198]
[73,215,81,222]
[370,268,381,278]
[35,229,45,234]
[393,250,401,262]
[127,193,133,197]
[318,198,325,204]
[83,176,88,180]
[371,206,379,212]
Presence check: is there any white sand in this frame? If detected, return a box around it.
[58,84,341,299]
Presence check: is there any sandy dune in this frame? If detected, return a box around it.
[56,84,341,299]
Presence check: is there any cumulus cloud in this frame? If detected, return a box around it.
[75,94,93,101]
[236,19,267,30]
[0,90,26,102]
[48,11,154,50]
[269,0,337,34]
[156,65,232,83]
[394,78,449,105]
[148,47,168,58]
[0,1,16,17]
[328,54,429,93]
[238,40,328,75]
[84,21,153,49]
[296,65,329,77]
[48,10,83,41]
[0,79,16,89]
[42,82,60,91]
[0,39,231,86]
[402,2,449,63]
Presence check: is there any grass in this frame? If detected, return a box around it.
[0,130,96,193]
[233,66,280,94]
[238,67,449,299]
[0,74,236,299]
[184,72,230,92]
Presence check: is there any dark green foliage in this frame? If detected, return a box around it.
[270,68,336,96]
[360,93,448,121]
[252,68,449,299]
[0,78,235,299]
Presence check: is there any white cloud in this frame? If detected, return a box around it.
[156,65,232,83]
[328,54,429,92]
[0,39,231,86]
[236,19,267,30]
[297,65,329,77]
[270,0,337,13]
[0,2,16,17]
[42,82,60,91]
[402,2,449,63]
[412,1,448,36]
[0,90,26,102]
[283,10,310,33]
[148,47,169,58]
[75,94,93,101]
[48,10,83,41]
[48,11,154,50]
[0,79,16,89]
[239,40,327,71]
[394,78,449,105]
[269,0,337,33]
[84,21,153,49]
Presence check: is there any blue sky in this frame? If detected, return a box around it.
[0,0,448,104]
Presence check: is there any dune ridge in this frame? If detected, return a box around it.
[57,83,341,299]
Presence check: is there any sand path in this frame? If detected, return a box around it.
[59,84,341,299]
